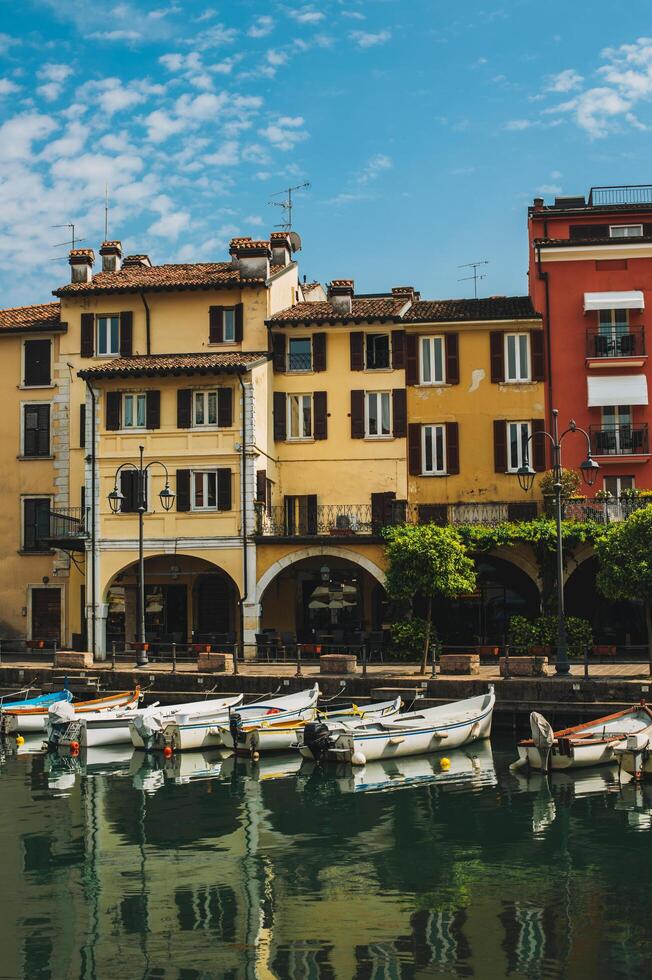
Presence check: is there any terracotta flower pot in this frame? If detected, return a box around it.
[593,644,617,656]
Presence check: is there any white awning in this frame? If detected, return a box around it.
[587,374,648,407]
[584,290,644,312]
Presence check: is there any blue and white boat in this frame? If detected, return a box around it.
[0,688,72,712]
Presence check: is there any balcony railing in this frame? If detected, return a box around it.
[588,185,652,206]
[586,326,645,359]
[590,424,649,456]
[45,508,88,551]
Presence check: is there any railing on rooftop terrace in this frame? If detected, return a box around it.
[588,185,652,206]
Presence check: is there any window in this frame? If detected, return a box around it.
[192,471,218,510]
[422,424,446,475]
[420,336,445,385]
[601,405,634,454]
[288,337,312,372]
[598,309,631,356]
[97,316,120,356]
[287,394,312,440]
[507,421,531,472]
[505,333,530,382]
[23,498,51,552]
[23,404,50,457]
[604,476,634,496]
[23,339,51,387]
[122,393,146,429]
[365,391,391,437]
[223,308,235,343]
[194,390,218,427]
[365,333,390,370]
[610,224,643,238]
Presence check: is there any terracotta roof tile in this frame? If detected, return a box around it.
[54,262,284,297]
[0,301,63,334]
[78,350,269,380]
[403,296,541,323]
[268,297,406,325]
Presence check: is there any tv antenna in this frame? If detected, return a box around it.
[458,260,489,299]
[104,184,110,240]
[269,181,311,232]
[51,223,86,260]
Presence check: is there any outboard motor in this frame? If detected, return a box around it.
[229,712,244,748]
[303,721,334,761]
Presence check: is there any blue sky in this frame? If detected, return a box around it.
[2,0,652,307]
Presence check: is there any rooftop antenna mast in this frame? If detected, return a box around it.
[458,260,489,299]
[104,183,110,240]
[51,223,86,259]
[269,181,311,232]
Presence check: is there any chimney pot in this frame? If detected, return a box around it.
[99,240,122,274]
[392,285,417,306]
[327,279,354,315]
[122,254,152,268]
[270,231,292,268]
[533,196,545,210]
[229,238,271,279]
[69,248,95,284]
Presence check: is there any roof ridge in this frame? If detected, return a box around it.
[0,300,59,314]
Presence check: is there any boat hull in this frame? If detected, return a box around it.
[129,695,244,750]
[7,691,139,735]
[516,741,622,771]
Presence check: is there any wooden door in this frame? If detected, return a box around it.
[31,588,61,643]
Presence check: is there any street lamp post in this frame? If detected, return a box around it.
[514,409,599,675]
[108,445,175,667]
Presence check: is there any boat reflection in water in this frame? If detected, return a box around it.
[616,779,652,831]
[44,744,134,794]
[220,751,304,784]
[299,742,497,796]
[511,764,631,834]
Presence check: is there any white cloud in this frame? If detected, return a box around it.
[205,141,240,165]
[144,108,188,143]
[288,8,325,24]
[192,23,237,50]
[545,68,583,93]
[341,11,365,20]
[350,30,390,48]
[86,30,142,41]
[175,92,228,120]
[504,119,535,131]
[41,121,89,160]
[88,77,164,116]
[248,15,274,37]
[357,153,392,184]
[0,78,20,97]
[267,49,288,67]
[260,116,308,150]
[537,183,562,195]
[0,112,57,160]
[148,209,190,238]
[38,64,73,84]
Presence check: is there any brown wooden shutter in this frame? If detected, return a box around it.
[217,468,232,511]
[446,333,460,385]
[406,333,419,385]
[146,390,160,429]
[531,419,546,471]
[306,494,318,534]
[272,333,286,372]
[391,330,405,369]
[371,491,396,532]
[408,423,421,475]
[209,306,224,343]
[256,468,267,502]
[314,391,327,440]
[350,332,364,371]
[490,332,504,383]
[176,469,190,511]
[530,330,545,381]
[569,224,609,239]
[177,389,192,428]
[446,422,459,474]
[273,391,286,441]
[217,387,233,427]
[119,311,133,357]
[119,470,138,513]
[234,303,244,342]
[392,388,406,437]
[493,420,507,472]
[350,389,365,438]
[106,391,121,430]
[79,404,86,449]
[313,333,327,372]
[24,339,51,386]
[80,313,94,358]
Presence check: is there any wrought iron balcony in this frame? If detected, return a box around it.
[562,496,649,523]
[256,504,379,537]
[588,185,652,206]
[586,326,645,359]
[45,507,88,551]
[590,424,649,456]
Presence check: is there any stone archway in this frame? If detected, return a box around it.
[255,545,386,606]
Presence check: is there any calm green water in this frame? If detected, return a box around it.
[0,736,651,980]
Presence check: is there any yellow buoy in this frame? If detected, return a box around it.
[440,757,451,770]
[15,735,25,747]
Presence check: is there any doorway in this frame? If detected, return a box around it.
[145,585,188,642]
[195,575,234,636]
[30,587,61,644]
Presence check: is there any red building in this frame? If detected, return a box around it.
[529,185,652,502]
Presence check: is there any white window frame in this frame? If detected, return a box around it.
[419,336,446,385]
[504,333,531,383]
[365,390,392,438]
[506,421,531,473]
[21,401,51,457]
[602,405,633,454]
[287,393,313,441]
[223,308,236,343]
[609,224,643,238]
[21,337,53,389]
[21,494,52,553]
[96,315,120,357]
[193,389,219,428]
[121,392,147,430]
[287,336,313,373]
[191,470,219,512]
[604,475,635,497]
[365,333,391,371]
[422,424,446,475]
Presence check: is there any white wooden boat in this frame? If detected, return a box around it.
[223,696,402,755]
[2,689,140,734]
[0,688,72,712]
[162,685,320,752]
[300,688,495,765]
[512,704,652,772]
[129,695,244,750]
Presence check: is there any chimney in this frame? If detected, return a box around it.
[533,196,545,211]
[229,237,271,279]
[99,240,122,273]
[122,254,152,268]
[328,279,354,315]
[270,231,292,268]
[392,285,417,306]
[69,248,94,284]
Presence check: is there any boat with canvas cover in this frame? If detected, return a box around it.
[300,688,495,766]
[2,689,140,735]
[512,704,652,772]
[161,685,321,752]
[222,697,402,755]
[0,688,72,712]
[129,694,244,750]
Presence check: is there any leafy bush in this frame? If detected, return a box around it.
[565,616,593,657]
[508,615,536,650]
[390,619,432,661]
[508,614,592,656]
[540,467,581,499]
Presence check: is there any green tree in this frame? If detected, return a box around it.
[383,523,476,674]
[596,505,652,665]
